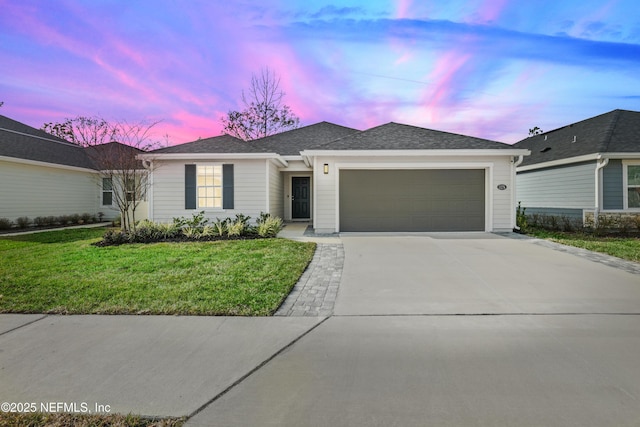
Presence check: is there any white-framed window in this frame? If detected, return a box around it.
[623,161,640,209]
[197,165,223,208]
[102,178,113,206]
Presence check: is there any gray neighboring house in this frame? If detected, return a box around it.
[514,109,640,225]
[0,114,144,222]
[140,121,529,232]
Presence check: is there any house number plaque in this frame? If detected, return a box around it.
[497,184,507,190]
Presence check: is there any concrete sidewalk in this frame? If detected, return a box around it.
[0,315,323,417]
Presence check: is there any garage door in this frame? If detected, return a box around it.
[339,169,485,232]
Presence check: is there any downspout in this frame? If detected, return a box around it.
[594,156,609,227]
[141,158,153,221]
[512,155,525,230]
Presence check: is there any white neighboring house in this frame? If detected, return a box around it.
[140,122,530,233]
[0,114,148,223]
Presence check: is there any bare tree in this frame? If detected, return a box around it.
[42,116,162,231]
[221,67,300,140]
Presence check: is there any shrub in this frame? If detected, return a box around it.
[101,229,131,245]
[515,202,527,231]
[182,225,202,239]
[81,213,93,224]
[0,218,13,230]
[16,216,30,229]
[69,214,81,224]
[211,218,229,237]
[57,215,71,225]
[45,216,57,226]
[173,211,209,230]
[157,222,181,239]
[134,220,162,241]
[34,216,48,227]
[257,216,283,237]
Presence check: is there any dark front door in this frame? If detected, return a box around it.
[292,177,310,219]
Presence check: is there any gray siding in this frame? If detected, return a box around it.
[517,162,596,209]
[603,159,623,210]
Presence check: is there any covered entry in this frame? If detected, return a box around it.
[339,169,485,232]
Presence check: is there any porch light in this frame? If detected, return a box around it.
[323,164,329,174]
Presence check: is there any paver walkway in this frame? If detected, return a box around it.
[275,222,344,316]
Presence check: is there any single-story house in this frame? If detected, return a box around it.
[140,122,530,233]
[0,114,146,223]
[514,109,640,226]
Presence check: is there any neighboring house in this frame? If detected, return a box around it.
[140,121,529,232]
[0,114,147,223]
[514,109,640,226]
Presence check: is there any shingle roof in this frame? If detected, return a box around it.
[150,134,268,154]
[150,122,360,156]
[0,114,96,169]
[254,122,360,155]
[513,109,640,166]
[309,122,514,150]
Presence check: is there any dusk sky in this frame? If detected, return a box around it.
[1,0,639,145]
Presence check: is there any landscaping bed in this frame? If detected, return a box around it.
[0,228,315,315]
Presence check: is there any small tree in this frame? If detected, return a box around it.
[42,116,161,231]
[221,67,300,141]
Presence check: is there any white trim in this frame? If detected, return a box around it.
[517,153,601,172]
[622,160,640,210]
[334,162,494,232]
[0,155,98,173]
[312,157,318,229]
[303,149,529,157]
[518,152,640,173]
[139,152,288,167]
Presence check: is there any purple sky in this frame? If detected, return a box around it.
[1,0,639,145]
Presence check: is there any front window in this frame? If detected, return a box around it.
[627,164,640,208]
[102,178,113,206]
[197,165,222,208]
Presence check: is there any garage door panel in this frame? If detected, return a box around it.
[340,169,485,232]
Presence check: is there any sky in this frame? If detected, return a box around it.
[1,0,639,145]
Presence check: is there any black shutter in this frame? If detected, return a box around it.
[185,164,196,209]
[223,164,234,209]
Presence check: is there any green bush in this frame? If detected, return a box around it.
[173,211,209,230]
[256,214,283,237]
[80,213,93,224]
[69,214,81,225]
[16,216,30,229]
[515,202,527,231]
[101,229,131,245]
[0,218,13,230]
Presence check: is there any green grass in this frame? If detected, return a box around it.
[526,228,640,263]
[0,412,184,427]
[0,228,316,315]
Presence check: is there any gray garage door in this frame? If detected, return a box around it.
[339,169,485,232]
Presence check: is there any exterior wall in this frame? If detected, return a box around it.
[312,155,515,233]
[0,159,99,221]
[603,159,623,210]
[267,160,283,219]
[517,162,596,210]
[522,207,583,219]
[150,159,267,223]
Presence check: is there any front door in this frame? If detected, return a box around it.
[292,177,310,219]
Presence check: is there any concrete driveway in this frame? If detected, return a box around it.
[334,234,640,315]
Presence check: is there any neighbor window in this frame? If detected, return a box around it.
[197,165,222,208]
[627,164,640,208]
[102,178,113,206]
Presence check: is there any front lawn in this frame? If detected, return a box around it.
[0,412,184,427]
[0,228,315,315]
[526,228,640,263]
